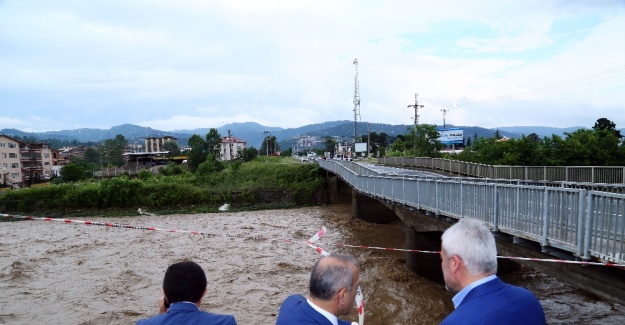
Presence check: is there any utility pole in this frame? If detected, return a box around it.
[407,93,425,128]
[227,129,233,160]
[367,122,371,158]
[408,93,424,152]
[263,131,272,156]
[353,58,361,146]
[441,108,449,128]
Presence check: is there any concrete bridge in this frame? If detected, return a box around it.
[319,160,625,305]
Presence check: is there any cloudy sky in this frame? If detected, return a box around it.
[1,0,624,132]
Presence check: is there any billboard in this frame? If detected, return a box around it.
[355,142,367,153]
[437,128,464,145]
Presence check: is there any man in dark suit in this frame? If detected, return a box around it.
[440,218,545,324]
[137,261,237,325]
[276,253,359,325]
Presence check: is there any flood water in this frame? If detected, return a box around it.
[1,204,624,324]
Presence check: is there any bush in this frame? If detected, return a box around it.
[0,158,326,213]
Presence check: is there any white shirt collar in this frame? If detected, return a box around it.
[307,297,338,325]
[452,274,497,308]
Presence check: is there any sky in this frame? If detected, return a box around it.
[1,0,625,133]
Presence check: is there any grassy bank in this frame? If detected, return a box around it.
[0,158,327,217]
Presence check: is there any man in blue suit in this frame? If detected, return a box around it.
[137,261,237,325]
[276,253,359,325]
[440,219,545,324]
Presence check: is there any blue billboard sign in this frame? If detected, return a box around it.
[437,127,464,145]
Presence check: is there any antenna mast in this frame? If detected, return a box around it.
[441,108,449,128]
[353,58,361,143]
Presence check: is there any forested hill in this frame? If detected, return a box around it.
[1,121,603,149]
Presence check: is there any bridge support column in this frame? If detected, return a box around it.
[405,227,444,283]
[351,190,398,223]
[327,175,351,204]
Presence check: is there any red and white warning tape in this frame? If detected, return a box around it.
[2,213,624,269]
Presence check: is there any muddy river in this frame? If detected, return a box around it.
[1,204,624,324]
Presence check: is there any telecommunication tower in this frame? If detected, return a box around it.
[353,58,361,144]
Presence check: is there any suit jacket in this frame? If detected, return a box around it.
[276,294,353,325]
[136,303,237,325]
[442,277,545,325]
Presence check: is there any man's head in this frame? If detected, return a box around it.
[440,219,497,293]
[309,253,359,316]
[163,261,207,304]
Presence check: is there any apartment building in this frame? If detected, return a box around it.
[144,136,177,153]
[221,136,246,161]
[0,135,21,187]
[0,134,54,188]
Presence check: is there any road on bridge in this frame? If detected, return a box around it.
[359,162,450,178]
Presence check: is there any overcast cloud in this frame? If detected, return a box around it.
[1,0,624,132]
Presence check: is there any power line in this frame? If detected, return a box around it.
[449,64,625,108]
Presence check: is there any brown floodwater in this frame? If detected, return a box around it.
[1,204,624,324]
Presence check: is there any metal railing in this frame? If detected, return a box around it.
[380,157,625,184]
[319,160,625,264]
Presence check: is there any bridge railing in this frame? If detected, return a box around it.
[379,157,625,184]
[319,160,625,264]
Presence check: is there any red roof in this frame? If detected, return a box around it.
[221,136,246,143]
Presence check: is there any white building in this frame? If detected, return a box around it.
[221,136,246,161]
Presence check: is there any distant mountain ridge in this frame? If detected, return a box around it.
[495,126,588,138]
[2,122,610,149]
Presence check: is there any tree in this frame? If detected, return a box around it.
[163,141,181,157]
[205,128,222,159]
[280,147,293,157]
[187,134,208,172]
[83,147,100,165]
[554,129,621,166]
[60,163,85,182]
[527,133,540,143]
[411,124,444,157]
[59,158,96,182]
[323,137,337,157]
[367,132,389,156]
[388,125,443,157]
[101,134,128,167]
[389,138,407,155]
[239,147,258,162]
[196,153,224,175]
[187,129,222,173]
[593,118,623,138]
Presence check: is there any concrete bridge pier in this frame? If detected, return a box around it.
[405,228,444,283]
[351,190,398,223]
[327,175,351,204]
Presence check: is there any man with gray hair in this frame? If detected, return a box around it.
[440,218,545,324]
[276,253,359,325]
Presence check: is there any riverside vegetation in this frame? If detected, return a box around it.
[0,157,327,217]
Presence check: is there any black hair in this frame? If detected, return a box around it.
[163,261,207,304]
